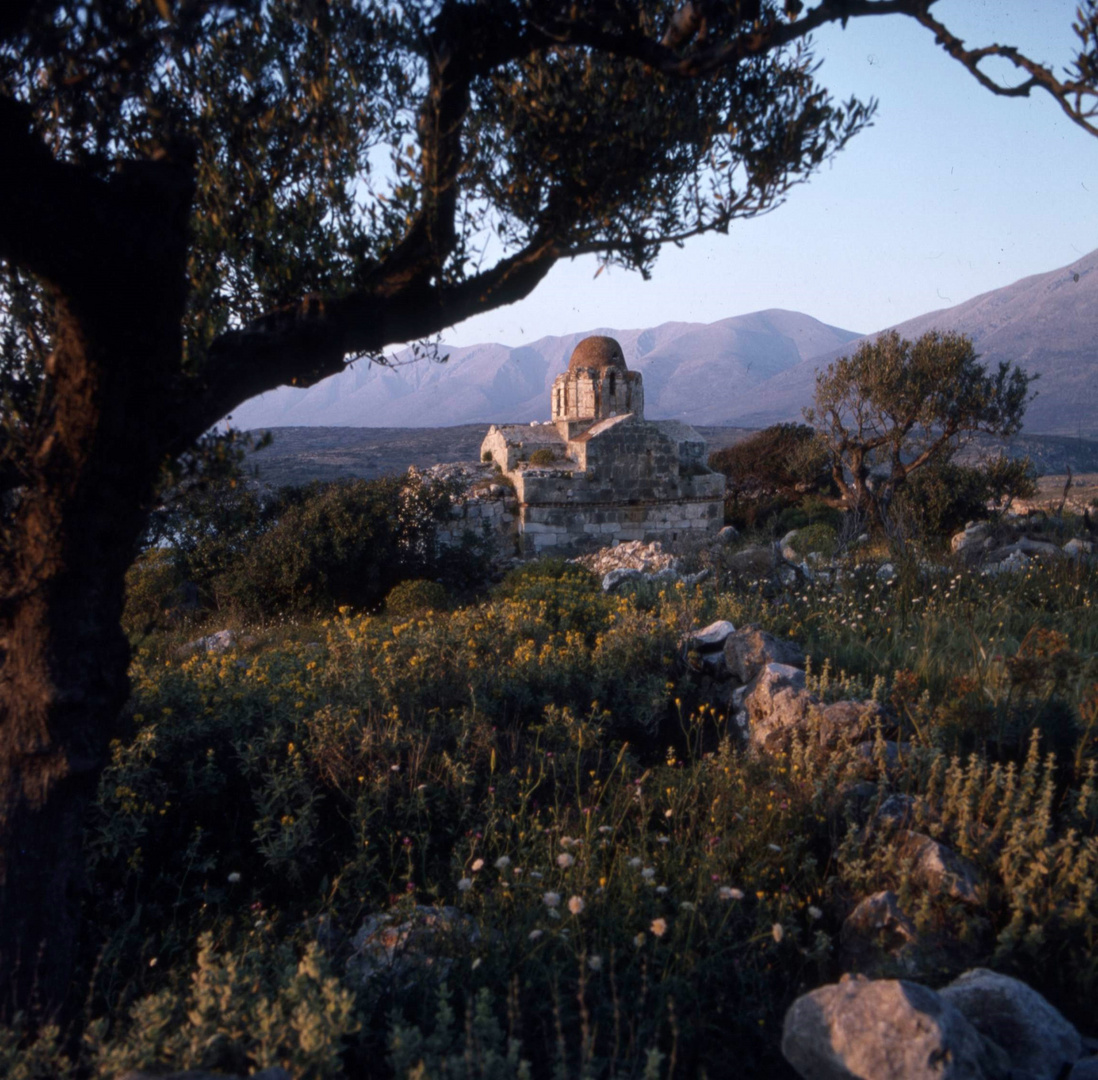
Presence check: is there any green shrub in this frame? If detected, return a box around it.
[790,522,838,557]
[386,578,449,617]
[776,506,809,534]
[528,448,557,466]
[892,460,989,541]
[709,424,833,529]
[217,476,452,619]
[122,549,196,635]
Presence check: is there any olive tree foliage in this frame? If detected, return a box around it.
[804,330,1035,523]
[1,0,1097,1025]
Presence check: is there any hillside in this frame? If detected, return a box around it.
[724,249,1098,436]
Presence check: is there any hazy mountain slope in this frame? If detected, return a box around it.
[725,249,1098,436]
[226,311,861,429]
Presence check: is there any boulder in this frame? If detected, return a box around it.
[726,543,777,577]
[900,831,982,905]
[742,663,817,753]
[723,625,806,684]
[1071,1058,1098,1080]
[952,523,991,555]
[818,700,891,748]
[182,628,237,655]
[852,739,911,773]
[686,619,736,652]
[874,793,921,828]
[780,529,801,550]
[940,968,1082,1080]
[782,974,1010,1080]
[1064,537,1095,559]
[840,892,918,964]
[876,562,897,583]
[349,905,478,985]
[982,549,1031,576]
[987,538,1062,565]
[717,524,740,544]
[602,567,642,592]
[684,619,736,677]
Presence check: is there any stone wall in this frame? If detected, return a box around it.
[513,418,723,554]
[425,462,520,564]
[516,495,722,554]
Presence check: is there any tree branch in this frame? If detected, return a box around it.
[189,234,560,441]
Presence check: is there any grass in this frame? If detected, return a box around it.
[5,552,1098,1079]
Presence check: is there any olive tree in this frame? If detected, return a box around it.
[1,0,1096,1023]
[805,329,1035,522]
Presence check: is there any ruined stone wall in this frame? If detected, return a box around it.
[513,419,724,553]
[426,462,520,564]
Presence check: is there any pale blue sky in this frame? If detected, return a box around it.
[443,1,1097,348]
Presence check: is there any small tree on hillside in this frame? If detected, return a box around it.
[804,330,1034,524]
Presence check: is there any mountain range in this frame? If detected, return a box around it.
[227,249,1098,438]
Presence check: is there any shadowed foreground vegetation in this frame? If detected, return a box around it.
[3,543,1097,1078]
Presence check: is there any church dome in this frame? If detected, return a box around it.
[568,335,626,372]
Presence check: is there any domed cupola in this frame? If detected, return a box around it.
[552,335,643,436]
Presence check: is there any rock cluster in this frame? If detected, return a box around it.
[782,969,1091,1080]
[680,619,895,759]
[570,539,711,591]
[951,517,1096,574]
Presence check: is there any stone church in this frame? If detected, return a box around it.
[480,335,725,554]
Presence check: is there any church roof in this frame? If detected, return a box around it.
[568,335,627,373]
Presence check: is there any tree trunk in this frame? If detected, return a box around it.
[0,223,189,1023]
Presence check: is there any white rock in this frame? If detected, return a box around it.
[782,975,1010,1080]
[940,969,1082,1080]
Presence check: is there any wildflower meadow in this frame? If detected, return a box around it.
[4,547,1097,1079]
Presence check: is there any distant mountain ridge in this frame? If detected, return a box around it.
[719,249,1098,437]
[227,249,1098,437]
[227,310,862,429]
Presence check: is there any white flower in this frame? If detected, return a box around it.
[634,932,646,947]
[718,886,744,901]
[542,891,561,908]
[560,836,574,849]
[767,843,782,853]
[556,852,574,869]
[227,872,242,884]
[457,877,474,892]
[772,923,784,943]
[655,885,668,896]
[598,825,613,834]
[529,871,543,880]
[528,929,543,941]
[568,895,585,915]
[547,908,561,920]
[471,957,482,970]
[627,857,642,869]
[587,954,603,972]
[471,858,484,872]
[657,836,670,844]
[808,905,823,921]
[650,917,667,938]
[641,867,655,881]
[664,809,673,818]
[679,901,695,912]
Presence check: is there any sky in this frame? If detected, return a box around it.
[440,1,1098,349]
